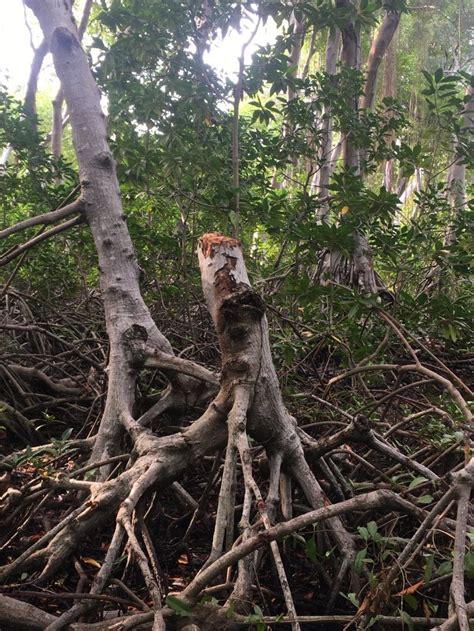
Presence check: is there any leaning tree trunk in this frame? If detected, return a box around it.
[362,11,401,111]
[361,9,401,189]
[25,0,206,474]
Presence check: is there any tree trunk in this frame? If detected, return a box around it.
[382,34,397,191]
[313,28,341,220]
[25,0,204,473]
[337,0,361,171]
[445,85,474,245]
[362,11,401,111]
[24,40,49,134]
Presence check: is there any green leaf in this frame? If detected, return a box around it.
[165,595,193,617]
[399,610,415,631]
[434,68,444,83]
[229,210,239,228]
[305,536,317,562]
[436,560,453,577]
[253,604,264,617]
[358,526,369,542]
[367,521,378,539]
[61,428,73,441]
[354,548,368,573]
[417,494,433,505]
[408,476,427,491]
[424,555,435,583]
[464,552,474,579]
[403,594,418,610]
[340,592,360,608]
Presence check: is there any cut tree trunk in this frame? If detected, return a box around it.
[0,234,356,622]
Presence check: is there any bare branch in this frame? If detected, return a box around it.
[0,215,83,267]
[0,593,56,630]
[24,39,49,129]
[143,348,219,386]
[0,199,84,240]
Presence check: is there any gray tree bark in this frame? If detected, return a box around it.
[25,0,202,474]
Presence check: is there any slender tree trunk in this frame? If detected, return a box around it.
[382,36,397,191]
[25,0,202,474]
[337,0,361,170]
[362,11,401,111]
[445,85,474,245]
[313,28,340,220]
[288,13,305,104]
[361,10,400,187]
[24,40,49,133]
[271,10,305,187]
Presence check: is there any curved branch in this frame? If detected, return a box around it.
[181,489,416,602]
[143,349,219,386]
[6,363,83,395]
[327,363,472,423]
[0,199,83,240]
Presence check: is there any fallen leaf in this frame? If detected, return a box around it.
[81,557,101,569]
[396,580,424,596]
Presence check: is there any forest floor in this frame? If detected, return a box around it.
[0,286,473,630]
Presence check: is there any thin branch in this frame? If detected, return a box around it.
[327,363,472,424]
[0,199,83,240]
[0,215,84,267]
[449,459,473,631]
[143,348,219,386]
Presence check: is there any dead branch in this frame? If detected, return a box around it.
[0,199,84,240]
[0,215,84,267]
